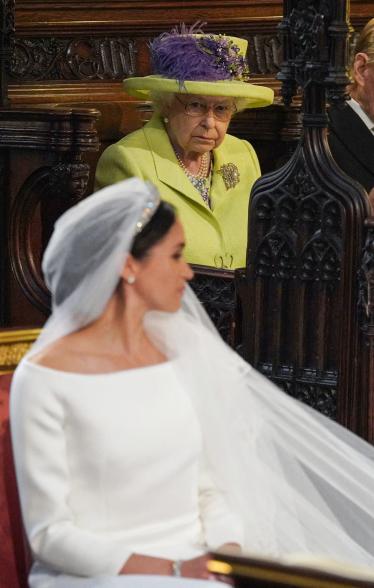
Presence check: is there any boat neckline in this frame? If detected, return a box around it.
[22,357,173,378]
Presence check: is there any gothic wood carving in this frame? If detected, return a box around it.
[0,0,15,105]
[10,37,137,81]
[0,106,99,326]
[240,0,373,435]
[190,266,238,348]
[9,33,285,83]
[9,159,90,314]
[357,221,374,441]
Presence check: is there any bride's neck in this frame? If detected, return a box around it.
[88,291,148,355]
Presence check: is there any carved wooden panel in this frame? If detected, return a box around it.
[7,0,370,105]
[190,265,238,348]
[9,160,91,315]
[239,0,374,438]
[10,38,137,81]
[9,2,283,107]
[0,0,15,106]
[0,106,99,327]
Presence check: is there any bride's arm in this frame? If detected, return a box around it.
[10,363,220,580]
[10,364,131,577]
[198,455,244,551]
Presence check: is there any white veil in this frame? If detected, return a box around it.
[27,178,160,356]
[26,178,374,568]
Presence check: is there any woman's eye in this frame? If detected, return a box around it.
[215,105,229,113]
[189,101,204,109]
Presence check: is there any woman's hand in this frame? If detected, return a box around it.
[120,553,212,579]
[120,552,233,582]
[180,554,211,579]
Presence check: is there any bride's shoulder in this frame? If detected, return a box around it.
[28,332,84,372]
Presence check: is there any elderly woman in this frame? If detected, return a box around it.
[95,25,273,268]
[328,18,374,199]
[10,178,374,587]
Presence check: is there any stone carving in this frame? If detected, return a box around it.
[10,37,137,81]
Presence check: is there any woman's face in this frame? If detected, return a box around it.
[127,220,193,313]
[164,94,235,157]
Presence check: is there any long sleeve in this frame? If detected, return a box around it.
[198,456,244,550]
[10,359,212,580]
[10,364,129,577]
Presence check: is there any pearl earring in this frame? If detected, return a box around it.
[164,117,169,124]
[126,276,136,285]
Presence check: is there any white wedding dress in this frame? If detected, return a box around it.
[13,177,374,587]
[10,358,243,588]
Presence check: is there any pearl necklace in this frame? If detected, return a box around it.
[174,150,212,207]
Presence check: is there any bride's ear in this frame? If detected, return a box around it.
[121,254,139,284]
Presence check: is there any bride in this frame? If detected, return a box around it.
[10,178,374,587]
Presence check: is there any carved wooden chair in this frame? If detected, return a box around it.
[237,1,374,441]
[0,328,40,588]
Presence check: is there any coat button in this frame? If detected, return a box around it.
[223,254,233,269]
[214,254,224,268]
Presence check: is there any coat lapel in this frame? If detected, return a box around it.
[142,115,209,210]
[329,103,374,177]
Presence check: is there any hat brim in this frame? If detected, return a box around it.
[123,75,274,109]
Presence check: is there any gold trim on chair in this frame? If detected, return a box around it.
[0,329,41,373]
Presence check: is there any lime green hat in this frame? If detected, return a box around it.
[123,27,274,109]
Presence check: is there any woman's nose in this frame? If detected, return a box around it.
[183,261,194,281]
[200,110,216,128]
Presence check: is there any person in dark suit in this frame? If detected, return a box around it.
[328,18,374,200]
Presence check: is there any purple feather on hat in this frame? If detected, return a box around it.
[149,22,249,86]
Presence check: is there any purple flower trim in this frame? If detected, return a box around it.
[149,23,249,85]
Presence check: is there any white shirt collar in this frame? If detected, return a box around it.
[348,98,374,134]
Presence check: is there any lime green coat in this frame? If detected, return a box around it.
[95,115,260,268]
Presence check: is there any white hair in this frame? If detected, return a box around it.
[149,91,246,116]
